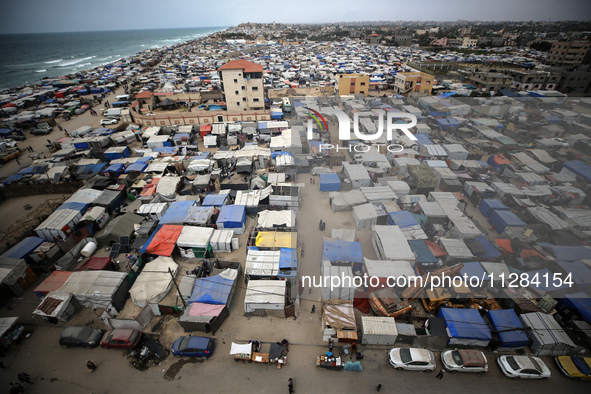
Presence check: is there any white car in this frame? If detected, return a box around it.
[441,349,488,373]
[388,347,436,371]
[100,118,118,126]
[497,355,551,379]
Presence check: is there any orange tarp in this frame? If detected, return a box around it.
[145,225,183,256]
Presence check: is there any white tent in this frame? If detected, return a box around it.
[210,229,233,253]
[57,271,127,309]
[321,261,356,301]
[129,256,178,307]
[35,208,82,241]
[245,249,280,277]
[371,225,416,262]
[244,280,286,315]
[352,203,378,231]
[257,210,295,228]
[156,176,181,200]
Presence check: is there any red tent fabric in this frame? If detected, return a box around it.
[199,124,212,138]
[424,241,447,258]
[145,225,183,256]
[75,257,112,271]
[495,239,515,254]
[353,290,371,314]
[33,271,72,297]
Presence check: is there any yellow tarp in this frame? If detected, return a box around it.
[255,231,296,249]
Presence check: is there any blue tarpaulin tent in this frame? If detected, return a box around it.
[159,200,196,225]
[560,293,591,324]
[104,146,130,161]
[538,243,591,261]
[279,248,297,270]
[102,163,125,176]
[556,261,591,293]
[523,268,571,294]
[488,210,526,234]
[322,239,363,263]
[217,205,246,229]
[188,275,234,305]
[438,308,492,346]
[467,235,502,260]
[458,262,489,281]
[414,133,433,146]
[387,210,419,228]
[479,199,510,218]
[486,309,529,348]
[319,173,341,191]
[562,160,591,182]
[407,240,437,265]
[202,194,228,207]
[2,236,45,265]
[124,162,148,173]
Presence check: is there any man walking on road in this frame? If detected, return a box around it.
[288,378,294,393]
[436,369,445,379]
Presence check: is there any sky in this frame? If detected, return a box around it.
[0,0,590,34]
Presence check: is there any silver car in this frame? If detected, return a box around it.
[497,355,551,379]
[389,347,436,371]
[441,349,488,373]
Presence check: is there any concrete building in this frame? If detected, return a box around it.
[466,71,512,93]
[506,69,561,91]
[460,36,479,48]
[430,37,448,46]
[394,32,412,47]
[337,74,370,97]
[478,37,505,47]
[218,59,265,112]
[554,65,591,95]
[546,39,591,66]
[394,72,435,96]
[367,33,381,45]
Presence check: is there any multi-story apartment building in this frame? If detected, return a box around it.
[546,39,591,66]
[218,59,265,112]
[394,72,435,96]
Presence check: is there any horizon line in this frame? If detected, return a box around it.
[0,26,232,36]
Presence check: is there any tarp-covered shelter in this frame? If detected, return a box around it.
[255,231,297,249]
[467,235,502,260]
[217,205,246,234]
[322,239,363,264]
[257,210,295,228]
[142,225,183,256]
[371,225,415,262]
[2,237,44,265]
[57,270,129,311]
[33,271,72,297]
[188,268,238,305]
[183,206,214,227]
[201,194,229,207]
[129,256,178,307]
[520,312,578,356]
[319,173,341,191]
[35,208,82,241]
[352,203,378,231]
[560,293,591,324]
[489,210,527,234]
[159,200,196,225]
[176,226,214,258]
[244,280,286,316]
[32,292,79,323]
[479,199,510,218]
[177,302,229,334]
[486,309,529,349]
[95,212,143,246]
[438,308,492,347]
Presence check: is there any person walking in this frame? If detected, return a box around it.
[328,339,333,352]
[17,372,32,384]
[287,378,294,394]
[436,369,445,379]
[311,305,315,314]
[86,360,97,372]
[376,384,382,392]
[309,177,312,184]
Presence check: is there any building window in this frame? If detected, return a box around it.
[242,98,247,102]
[242,86,246,90]
[234,79,238,83]
[426,81,430,85]
[253,98,259,102]
[360,82,366,86]
[359,91,365,94]
[235,91,239,95]
[236,102,240,106]
[252,86,258,91]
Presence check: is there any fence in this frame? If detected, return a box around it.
[132,110,272,127]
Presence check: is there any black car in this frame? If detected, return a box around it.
[59,326,103,348]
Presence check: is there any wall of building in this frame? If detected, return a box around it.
[131,110,271,126]
[220,69,264,112]
[337,74,370,96]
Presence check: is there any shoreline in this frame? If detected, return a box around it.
[0,26,230,92]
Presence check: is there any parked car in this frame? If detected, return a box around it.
[441,349,488,373]
[100,329,142,349]
[100,118,119,126]
[59,326,103,348]
[552,138,569,147]
[554,356,591,380]
[388,347,436,371]
[171,336,215,359]
[497,355,551,379]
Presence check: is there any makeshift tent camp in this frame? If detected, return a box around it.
[32,292,79,323]
[188,268,238,305]
[217,205,246,234]
[33,271,72,297]
[438,308,492,347]
[257,210,295,228]
[210,229,234,253]
[486,309,529,349]
[35,208,83,241]
[479,199,510,217]
[489,210,527,234]
[255,231,297,249]
[129,256,178,307]
[352,203,378,231]
[407,240,438,266]
[371,225,416,262]
[520,312,578,356]
[201,194,229,207]
[177,303,229,334]
[57,270,129,310]
[142,225,183,256]
[176,226,214,258]
[183,206,214,227]
[560,293,591,324]
[319,173,341,191]
[361,316,398,345]
[467,235,502,260]
[159,200,196,225]
[245,249,280,278]
[94,212,144,246]
[75,257,112,271]
[244,280,286,316]
[321,261,355,301]
[1,237,44,265]
[387,210,419,228]
[322,239,363,264]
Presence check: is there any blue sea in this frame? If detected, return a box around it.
[0,27,227,90]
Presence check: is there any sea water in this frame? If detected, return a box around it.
[0,26,227,90]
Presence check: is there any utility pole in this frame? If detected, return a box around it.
[169,267,186,308]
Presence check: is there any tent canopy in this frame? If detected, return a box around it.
[217,205,246,228]
[486,309,529,348]
[322,239,363,263]
[129,256,178,307]
[438,308,492,342]
[143,225,183,256]
[95,212,144,246]
[319,173,341,191]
